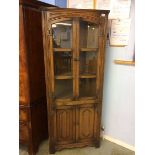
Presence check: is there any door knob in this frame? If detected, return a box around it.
[73,58,80,61]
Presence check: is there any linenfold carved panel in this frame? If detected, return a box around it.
[79,106,95,140]
[56,107,75,144]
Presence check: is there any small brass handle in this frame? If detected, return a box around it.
[73,58,80,61]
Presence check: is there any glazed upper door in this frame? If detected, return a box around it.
[77,19,100,99]
[50,19,76,100]
[49,18,102,100]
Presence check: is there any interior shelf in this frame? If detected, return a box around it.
[80,74,96,78]
[53,48,72,52]
[80,48,98,52]
[55,75,73,80]
[55,91,73,99]
[114,60,135,66]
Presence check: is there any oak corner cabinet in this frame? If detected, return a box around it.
[42,8,110,154]
[19,0,56,155]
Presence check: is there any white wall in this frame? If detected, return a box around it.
[102,0,135,146]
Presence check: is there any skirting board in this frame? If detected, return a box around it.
[103,135,135,152]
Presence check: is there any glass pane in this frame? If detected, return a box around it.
[52,21,72,48]
[55,79,73,99]
[80,21,99,48]
[54,52,72,76]
[79,79,96,97]
[80,51,97,75]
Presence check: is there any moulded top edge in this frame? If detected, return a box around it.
[41,7,110,14]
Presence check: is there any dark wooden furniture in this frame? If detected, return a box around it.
[42,7,110,153]
[19,1,56,155]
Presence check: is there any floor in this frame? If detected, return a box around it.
[19,139,135,155]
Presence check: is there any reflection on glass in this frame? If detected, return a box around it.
[54,52,72,76]
[79,79,96,97]
[80,21,99,48]
[80,51,97,75]
[52,21,72,48]
[55,79,73,99]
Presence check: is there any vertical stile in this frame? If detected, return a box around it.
[96,21,101,100]
[72,18,77,99]
[76,18,80,98]
[48,18,57,148]
[101,14,108,99]
[48,23,55,99]
[96,15,108,142]
[75,105,79,142]
[75,18,80,142]
[42,11,55,153]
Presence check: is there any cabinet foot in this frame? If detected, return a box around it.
[49,146,56,154]
[28,144,36,155]
[28,142,39,155]
[95,141,100,148]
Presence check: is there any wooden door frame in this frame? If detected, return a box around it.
[76,18,101,100]
[73,17,79,99]
[48,17,77,101]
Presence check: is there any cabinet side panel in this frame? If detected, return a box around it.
[23,6,46,102]
[19,5,30,105]
[42,11,56,154]
[30,97,48,152]
[96,15,109,143]
[20,5,49,154]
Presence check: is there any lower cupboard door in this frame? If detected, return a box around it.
[77,104,97,142]
[56,106,76,145]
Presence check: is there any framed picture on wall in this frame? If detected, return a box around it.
[67,0,95,9]
[109,19,131,46]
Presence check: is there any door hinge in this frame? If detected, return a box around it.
[48,92,55,101]
[48,29,52,36]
